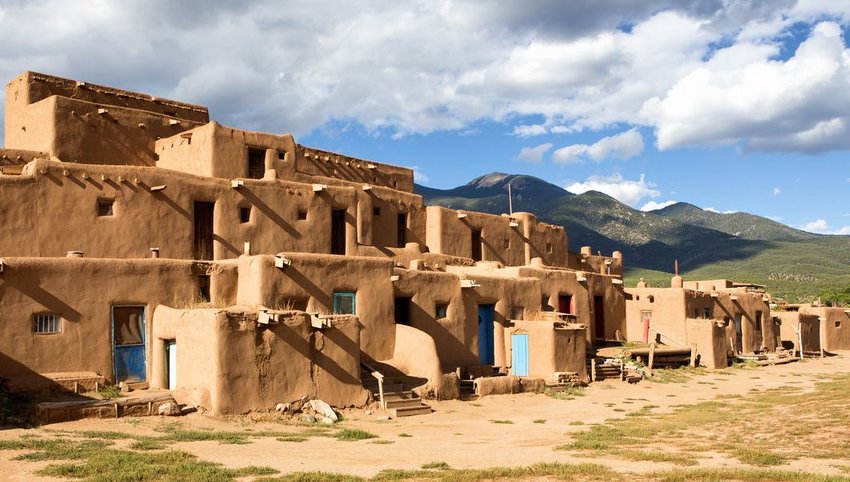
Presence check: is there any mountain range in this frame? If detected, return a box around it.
[416,173,850,302]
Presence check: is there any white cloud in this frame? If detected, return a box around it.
[552,128,644,164]
[512,124,548,137]
[641,200,677,211]
[799,218,850,234]
[565,173,659,206]
[0,0,846,156]
[516,143,553,163]
[772,187,781,196]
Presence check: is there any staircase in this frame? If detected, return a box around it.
[361,363,432,418]
[459,379,478,401]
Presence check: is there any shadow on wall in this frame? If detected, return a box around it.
[275,320,360,386]
[408,301,477,368]
[281,266,331,311]
[4,275,82,322]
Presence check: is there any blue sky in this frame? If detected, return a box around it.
[1,0,849,234]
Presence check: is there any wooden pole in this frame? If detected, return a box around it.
[648,343,656,372]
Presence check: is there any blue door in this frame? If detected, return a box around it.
[113,306,146,383]
[333,292,356,315]
[478,304,495,365]
[512,333,529,376]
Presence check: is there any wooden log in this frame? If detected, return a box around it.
[690,343,697,367]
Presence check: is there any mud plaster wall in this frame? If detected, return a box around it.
[800,307,850,351]
[567,251,623,277]
[715,291,772,354]
[235,254,396,361]
[388,324,455,399]
[152,306,367,413]
[685,318,728,368]
[625,288,688,344]
[509,320,586,380]
[0,159,396,260]
[778,312,821,352]
[0,258,207,381]
[425,207,567,268]
[7,72,207,166]
[520,266,625,342]
[296,145,414,192]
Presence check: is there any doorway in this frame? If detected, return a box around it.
[397,213,407,247]
[165,340,177,390]
[193,201,214,260]
[478,304,495,365]
[593,295,605,340]
[734,314,743,354]
[331,209,346,255]
[394,296,411,325]
[113,305,146,383]
[511,333,529,376]
[471,229,482,261]
[558,294,572,314]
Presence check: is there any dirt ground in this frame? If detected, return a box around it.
[2,353,850,481]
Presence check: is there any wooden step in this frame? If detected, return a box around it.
[386,398,426,409]
[391,404,432,417]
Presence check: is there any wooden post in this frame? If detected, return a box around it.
[620,358,625,381]
[591,358,597,382]
[648,343,656,372]
[689,343,698,367]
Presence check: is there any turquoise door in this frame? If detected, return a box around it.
[478,305,495,365]
[512,333,529,376]
[113,306,146,383]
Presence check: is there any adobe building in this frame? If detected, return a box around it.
[0,72,627,414]
[625,277,776,368]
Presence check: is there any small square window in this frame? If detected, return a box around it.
[510,306,524,320]
[435,304,448,319]
[541,296,552,312]
[97,199,114,216]
[373,207,381,216]
[503,239,510,249]
[239,207,251,223]
[836,320,842,328]
[546,242,553,253]
[33,313,61,334]
[297,209,308,220]
[277,150,286,160]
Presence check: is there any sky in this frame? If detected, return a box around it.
[1,0,849,234]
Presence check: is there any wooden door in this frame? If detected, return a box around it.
[193,201,214,260]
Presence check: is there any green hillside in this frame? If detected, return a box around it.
[417,174,850,302]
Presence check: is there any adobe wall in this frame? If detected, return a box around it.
[296,145,414,193]
[517,265,625,341]
[0,257,221,382]
[235,254,396,361]
[567,248,623,277]
[777,312,821,352]
[425,206,567,267]
[509,320,586,380]
[0,159,369,259]
[6,72,207,166]
[625,288,688,345]
[713,290,772,353]
[799,306,850,351]
[685,318,728,368]
[151,306,368,414]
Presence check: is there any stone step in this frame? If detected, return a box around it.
[383,390,418,401]
[391,404,432,417]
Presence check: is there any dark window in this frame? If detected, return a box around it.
[471,229,482,261]
[333,292,356,314]
[277,150,286,160]
[197,275,210,302]
[373,207,381,216]
[33,313,61,334]
[503,239,510,249]
[247,147,265,179]
[331,209,346,255]
[546,242,553,253]
[394,297,411,325]
[298,209,308,220]
[239,207,251,223]
[541,296,552,312]
[97,199,114,216]
[436,304,448,319]
[397,213,407,247]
